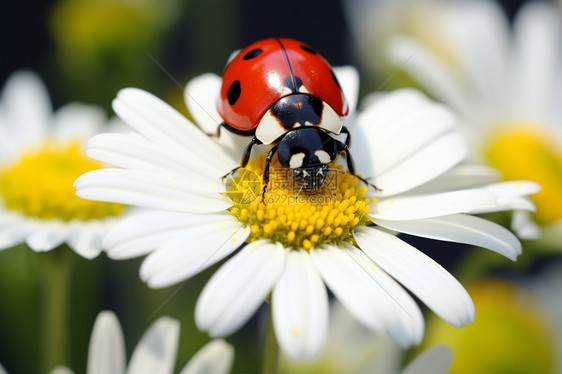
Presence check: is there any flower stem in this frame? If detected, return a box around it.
[39,248,72,373]
[261,307,279,374]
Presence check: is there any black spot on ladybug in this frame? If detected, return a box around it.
[300,45,317,54]
[330,70,342,89]
[271,94,323,130]
[283,76,303,93]
[227,80,241,105]
[243,48,263,60]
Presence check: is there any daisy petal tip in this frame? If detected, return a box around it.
[153,315,180,334]
[75,247,101,260]
[94,310,120,330]
[116,87,144,100]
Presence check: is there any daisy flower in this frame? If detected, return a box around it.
[49,311,234,374]
[373,0,562,243]
[280,301,453,374]
[0,71,126,258]
[75,67,538,359]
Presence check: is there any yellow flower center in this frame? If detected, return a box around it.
[484,125,562,224]
[0,141,124,221]
[227,156,374,250]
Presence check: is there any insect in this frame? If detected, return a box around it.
[215,37,379,195]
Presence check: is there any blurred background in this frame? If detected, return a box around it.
[0,0,560,373]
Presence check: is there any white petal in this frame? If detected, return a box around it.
[113,88,234,173]
[470,196,536,214]
[511,210,541,240]
[126,317,179,374]
[25,222,69,252]
[372,130,467,196]
[184,73,223,134]
[87,311,126,374]
[442,0,509,115]
[352,89,467,194]
[356,89,433,134]
[385,37,473,119]
[195,241,286,337]
[401,345,454,374]
[311,246,395,334]
[1,71,51,146]
[0,224,31,250]
[409,164,501,194]
[340,243,425,346]
[140,219,249,288]
[53,103,105,142]
[356,90,458,176]
[352,89,448,178]
[483,181,541,198]
[67,223,103,259]
[0,362,7,374]
[179,340,234,374]
[272,250,329,360]
[75,169,231,214]
[509,1,561,122]
[374,214,521,261]
[103,211,214,260]
[372,188,497,221]
[334,66,359,116]
[355,227,475,327]
[87,133,223,182]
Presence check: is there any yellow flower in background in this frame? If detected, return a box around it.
[49,0,179,66]
[48,0,182,107]
[422,276,560,374]
[346,0,562,248]
[0,71,125,258]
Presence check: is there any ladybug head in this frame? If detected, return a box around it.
[276,127,339,193]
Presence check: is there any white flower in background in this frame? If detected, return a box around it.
[75,67,538,360]
[52,311,233,374]
[348,0,562,244]
[0,312,233,374]
[280,301,453,374]
[0,71,126,258]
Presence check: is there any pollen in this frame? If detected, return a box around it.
[228,155,374,250]
[0,140,125,221]
[484,125,562,224]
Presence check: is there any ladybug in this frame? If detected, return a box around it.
[215,38,378,195]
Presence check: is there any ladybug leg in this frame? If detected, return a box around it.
[207,122,225,138]
[340,126,351,147]
[221,137,262,179]
[261,144,279,201]
[240,137,262,168]
[335,140,382,194]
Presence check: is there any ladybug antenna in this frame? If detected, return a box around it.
[280,172,295,189]
[327,168,345,174]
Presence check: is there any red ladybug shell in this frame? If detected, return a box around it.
[217,38,348,132]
